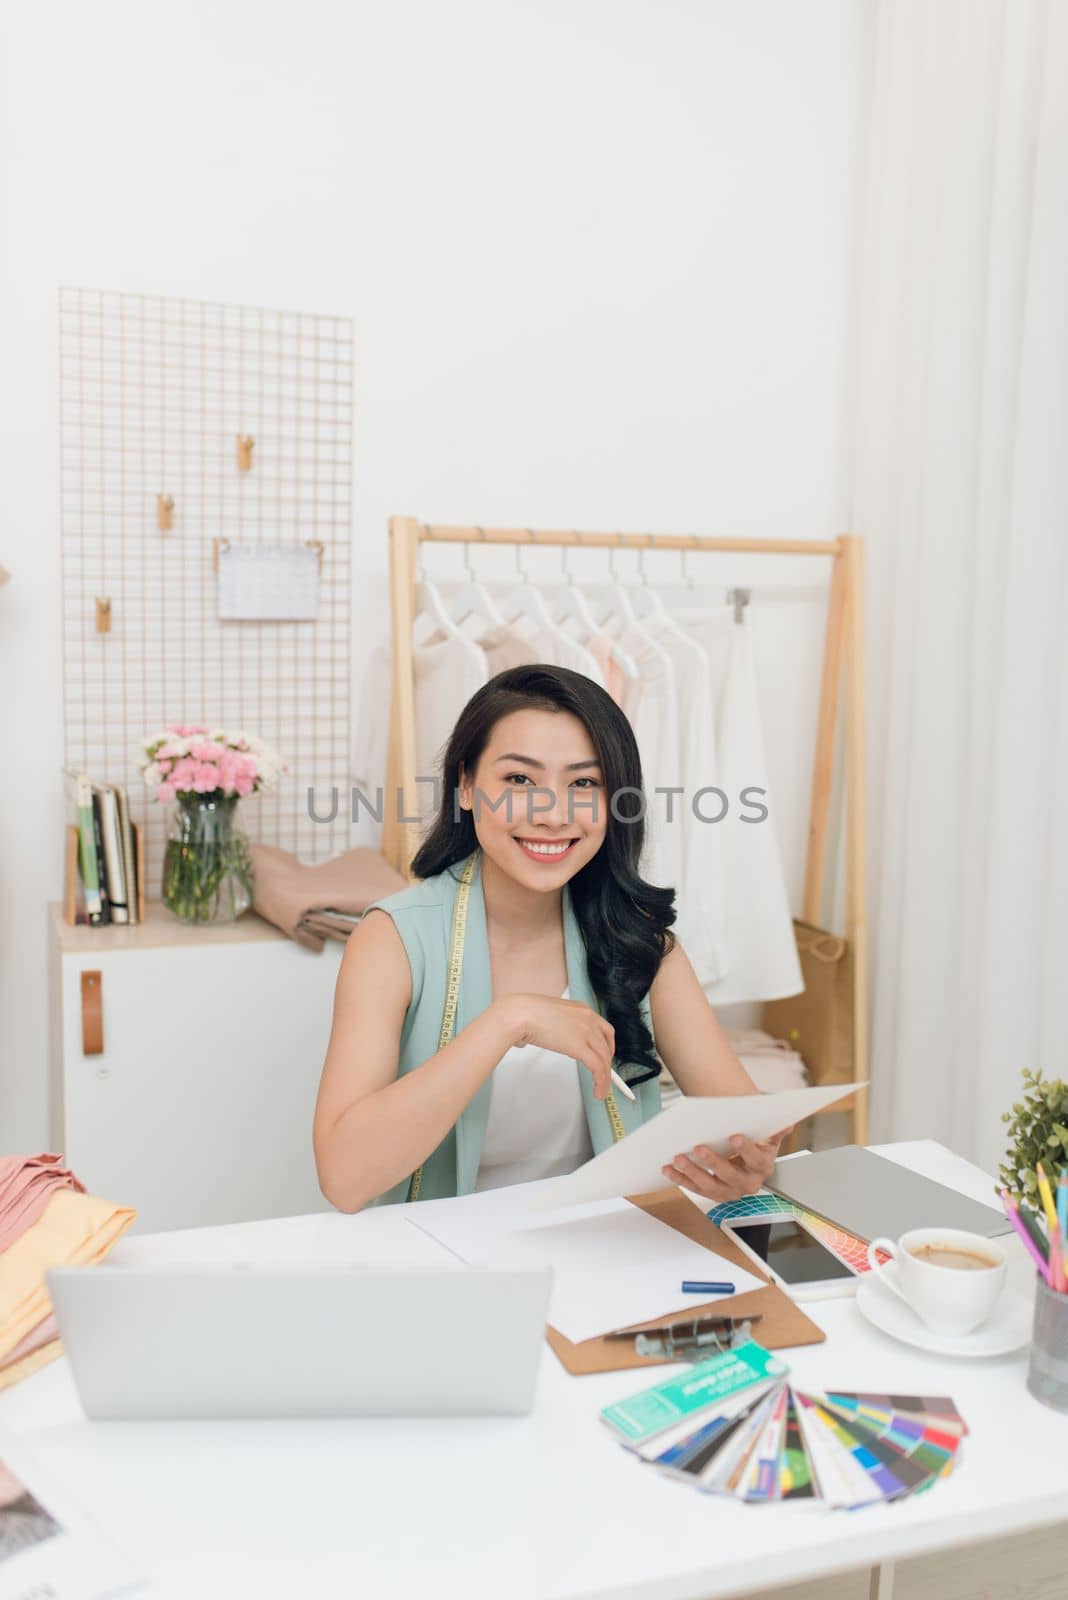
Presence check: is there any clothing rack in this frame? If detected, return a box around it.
[381,516,868,1142]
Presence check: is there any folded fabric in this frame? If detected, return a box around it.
[738,1051,808,1096]
[725,1028,804,1058]
[0,1315,60,1392]
[250,843,407,952]
[0,1189,136,1364]
[296,909,365,945]
[0,1338,63,1392]
[659,1028,807,1104]
[0,1154,86,1255]
[1,1312,57,1368]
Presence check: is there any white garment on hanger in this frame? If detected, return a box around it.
[474,987,594,1191]
[597,611,681,895]
[676,605,802,1005]
[479,617,605,687]
[413,610,489,826]
[640,612,729,985]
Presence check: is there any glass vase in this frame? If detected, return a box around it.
[161,792,253,925]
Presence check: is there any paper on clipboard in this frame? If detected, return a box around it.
[530,1083,866,1209]
[406,1197,766,1343]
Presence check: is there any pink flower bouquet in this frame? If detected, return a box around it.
[139,725,287,924]
[139,725,287,803]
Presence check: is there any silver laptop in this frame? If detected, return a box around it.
[47,1263,552,1419]
[768,1145,1014,1242]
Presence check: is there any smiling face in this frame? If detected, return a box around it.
[457,706,608,888]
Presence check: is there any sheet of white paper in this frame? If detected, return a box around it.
[406,1197,765,1343]
[0,1429,145,1599]
[218,543,319,620]
[528,1083,867,1209]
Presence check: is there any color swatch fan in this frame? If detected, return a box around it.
[705,1192,887,1275]
[600,1341,968,1510]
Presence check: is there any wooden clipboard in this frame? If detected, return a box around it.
[545,1187,826,1376]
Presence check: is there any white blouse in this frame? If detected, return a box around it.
[474,987,594,1193]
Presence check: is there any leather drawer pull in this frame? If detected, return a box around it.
[81,970,103,1055]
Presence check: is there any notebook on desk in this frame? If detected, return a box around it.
[766,1146,1014,1243]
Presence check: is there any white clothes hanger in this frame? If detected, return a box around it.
[631,545,710,656]
[587,545,667,655]
[545,537,639,679]
[627,542,668,620]
[494,538,576,645]
[444,532,508,629]
[415,554,484,659]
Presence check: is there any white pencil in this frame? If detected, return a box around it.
[610,1067,637,1103]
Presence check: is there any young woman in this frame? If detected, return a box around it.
[314,663,788,1212]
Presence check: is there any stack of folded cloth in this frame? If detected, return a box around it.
[0,1154,136,1390]
[659,1028,808,1104]
[250,843,407,951]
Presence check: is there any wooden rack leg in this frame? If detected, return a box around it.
[843,534,869,1144]
[383,516,422,879]
[802,549,848,925]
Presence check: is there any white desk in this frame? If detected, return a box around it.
[0,1142,1063,1600]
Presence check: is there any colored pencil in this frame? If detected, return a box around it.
[1001,1191,1052,1286]
[1058,1171,1068,1274]
[1035,1162,1060,1238]
[1015,1198,1048,1257]
[1048,1227,1066,1296]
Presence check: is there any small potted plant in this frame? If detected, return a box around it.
[999,1067,1068,1202]
[140,724,287,925]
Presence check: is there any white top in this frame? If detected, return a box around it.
[602,612,682,896]
[675,606,802,1004]
[474,987,594,1192]
[412,611,488,825]
[479,619,605,688]
[641,610,728,987]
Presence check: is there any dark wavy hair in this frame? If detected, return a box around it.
[410,664,676,1085]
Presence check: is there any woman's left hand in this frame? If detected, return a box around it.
[661,1129,792,1201]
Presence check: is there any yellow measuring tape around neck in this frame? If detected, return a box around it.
[405,850,625,1203]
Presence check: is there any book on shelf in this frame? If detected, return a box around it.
[71,773,104,925]
[93,785,128,925]
[62,769,143,928]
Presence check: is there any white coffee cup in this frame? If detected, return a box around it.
[865,1227,1007,1337]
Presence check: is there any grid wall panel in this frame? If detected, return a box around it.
[59,288,354,890]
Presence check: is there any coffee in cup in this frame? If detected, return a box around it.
[866,1227,1007,1337]
[907,1242,1000,1272]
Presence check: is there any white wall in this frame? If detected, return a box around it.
[0,0,872,1147]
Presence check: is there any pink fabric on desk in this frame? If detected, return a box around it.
[0,1155,86,1255]
[0,1312,57,1367]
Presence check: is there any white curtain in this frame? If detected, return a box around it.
[854,0,1068,1175]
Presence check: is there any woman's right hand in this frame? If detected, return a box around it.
[495,993,615,1100]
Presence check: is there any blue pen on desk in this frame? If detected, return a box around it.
[681,1280,735,1296]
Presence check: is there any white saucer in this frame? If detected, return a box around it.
[855,1269,1033,1357]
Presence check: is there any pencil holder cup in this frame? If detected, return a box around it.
[1026,1273,1068,1412]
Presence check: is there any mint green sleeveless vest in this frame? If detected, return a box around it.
[363,846,663,1205]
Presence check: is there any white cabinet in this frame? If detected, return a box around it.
[48,902,343,1233]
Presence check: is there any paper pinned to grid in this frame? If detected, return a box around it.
[218,543,320,620]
